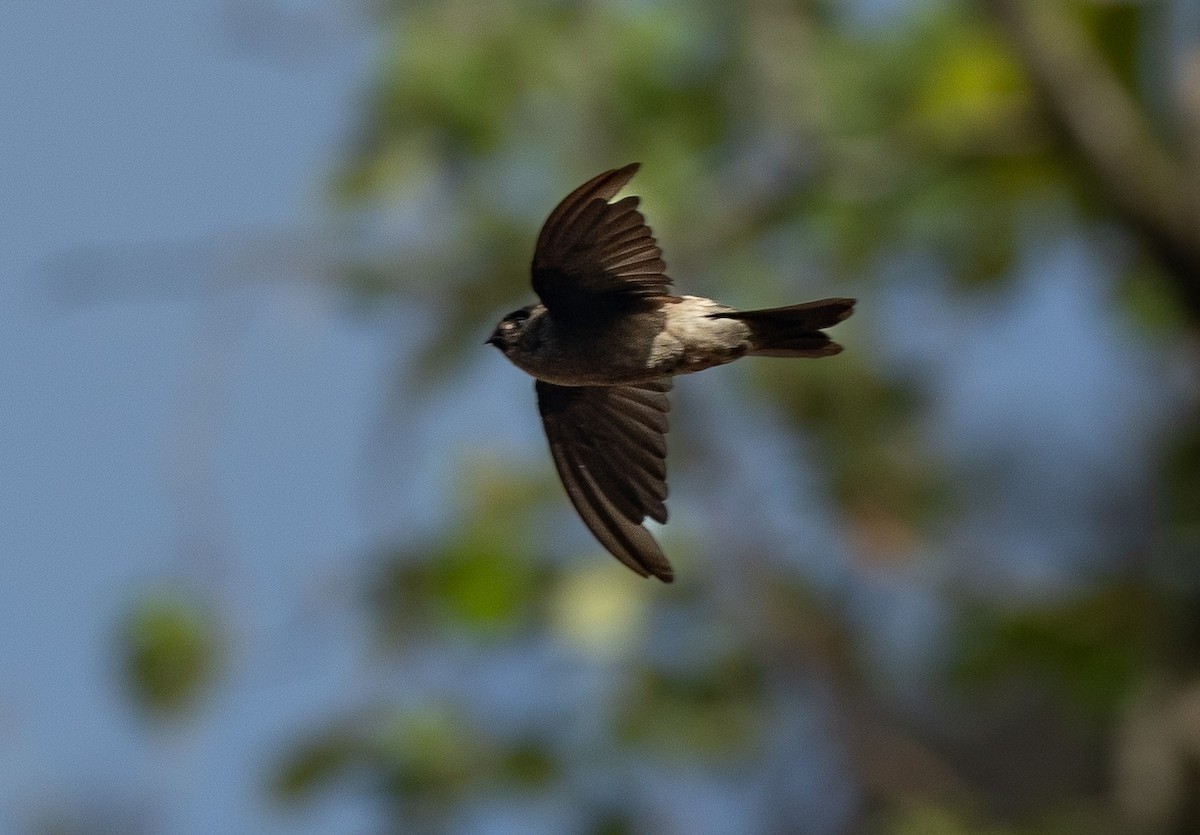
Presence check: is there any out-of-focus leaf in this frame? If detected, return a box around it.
[953,585,1157,718]
[375,706,482,801]
[883,804,981,835]
[1077,1,1145,92]
[498,742,558,788]
[883,799,1120,835]
[907,20,1030,155]
[272,708,563,807]
[1165,427,1200,544]
[1118,259,1193,333]
[430,537,544,633]
[371,462,556,641]
[120,592,220,716]
[618,653,765,760]
[587,811,635,835]
[372,541,546,641]
[271,731,360,802]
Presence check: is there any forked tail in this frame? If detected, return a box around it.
[712,297,856,358]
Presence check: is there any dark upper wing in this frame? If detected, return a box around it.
[536,378,673,582]
[531,164,672,317]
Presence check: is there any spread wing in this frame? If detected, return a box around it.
[531,164,672,319]
[536,378,673,582]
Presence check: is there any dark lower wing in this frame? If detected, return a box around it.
[536,378,673,582]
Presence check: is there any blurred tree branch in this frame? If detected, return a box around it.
[984,0,1200,324]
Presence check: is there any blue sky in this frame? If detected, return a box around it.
[0,3,393,831]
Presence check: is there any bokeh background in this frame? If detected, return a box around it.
[4,0,1200,832]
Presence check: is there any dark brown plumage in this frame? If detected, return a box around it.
[537,377,673,581]
[531,164,670,318]
[489,164,855,582]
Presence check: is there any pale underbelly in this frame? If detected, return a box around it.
[514,298,750,386]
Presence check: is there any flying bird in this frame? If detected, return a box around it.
[487,164,854,582]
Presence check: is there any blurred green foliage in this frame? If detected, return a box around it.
[230,0,1200,831]
[370,461,560,640]
[953,585,1158,719]
[617,654,766,760]
[120,591,220,716]
[273,705,515,805]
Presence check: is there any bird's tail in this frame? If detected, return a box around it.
[712,297,856,358]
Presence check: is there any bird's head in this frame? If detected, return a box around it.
[486,305,537,353]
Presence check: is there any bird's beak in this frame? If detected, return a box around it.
[485,334,499,347]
